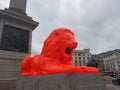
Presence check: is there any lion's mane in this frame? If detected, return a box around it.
[40,28,77,65]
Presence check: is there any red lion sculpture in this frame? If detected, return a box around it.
[21,28,99,76]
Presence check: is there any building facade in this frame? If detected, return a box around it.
[99,49,120,74]
[72,49,91,66]
[92,55,105,71]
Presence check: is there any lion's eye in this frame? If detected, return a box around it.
[65,47,71,54]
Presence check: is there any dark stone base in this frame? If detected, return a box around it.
[16,73,106,90]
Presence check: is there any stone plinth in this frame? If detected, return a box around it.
[16,73,106,90]
[9,0,27,12]
[0,8,38,78]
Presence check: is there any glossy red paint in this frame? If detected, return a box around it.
[21,28,99,76]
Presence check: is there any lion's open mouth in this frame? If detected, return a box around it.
[65,47,73,54]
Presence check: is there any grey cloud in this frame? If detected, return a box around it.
[1,0,120,55]
[29,0,120,54]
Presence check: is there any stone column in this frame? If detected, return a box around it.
[9,0,27,12]
[0,0,39,90]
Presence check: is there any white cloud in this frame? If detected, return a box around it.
[0,0,9,9]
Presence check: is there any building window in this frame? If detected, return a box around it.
[83,57,85,60]
[88,54,89,56]
[83,53,85,56]
[79,57,81,60]
[79,61,81,66]
[75,57,77,59]
[87,57,90,60]
[78,53,81,56]
[83,60,86,65]
[74,60,77,66]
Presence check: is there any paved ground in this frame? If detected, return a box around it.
[114,85,120,90]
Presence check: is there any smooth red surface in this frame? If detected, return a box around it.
[21,28,99,76]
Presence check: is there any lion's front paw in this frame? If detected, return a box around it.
[74,66,99,74]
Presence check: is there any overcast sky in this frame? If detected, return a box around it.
[0,0,120,55]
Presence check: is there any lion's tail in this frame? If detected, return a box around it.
[21,55,32,76]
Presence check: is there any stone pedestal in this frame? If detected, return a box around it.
[16,74,106,90]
